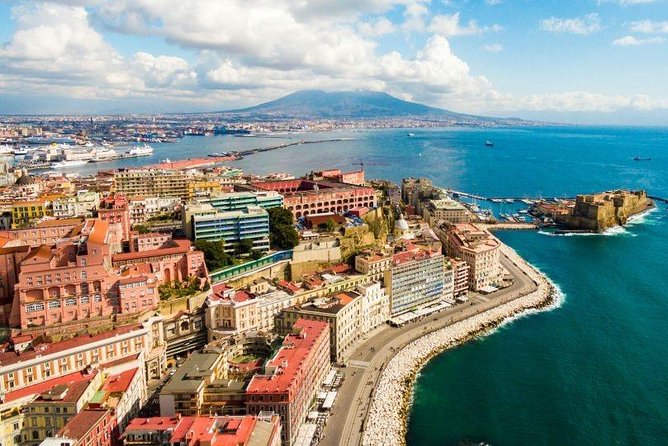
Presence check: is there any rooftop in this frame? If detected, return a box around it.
[58,408,110,440]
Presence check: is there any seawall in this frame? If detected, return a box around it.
[361,244,561,446]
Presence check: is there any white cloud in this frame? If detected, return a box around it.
[483,43,503,52]
[486,0,502,5]
[359,17,396,36]
[540,13,602,35]
[628,20,668,34]
[612,35,665,45]
[428,13,502,37]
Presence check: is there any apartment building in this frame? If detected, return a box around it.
[446,224,501,291]
[423,198,470,225]
[113,169,190,199]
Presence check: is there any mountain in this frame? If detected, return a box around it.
[222,90,488,121]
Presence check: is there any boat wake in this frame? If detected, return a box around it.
[538,225,636,237]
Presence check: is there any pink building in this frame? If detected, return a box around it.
[97,194,131,243]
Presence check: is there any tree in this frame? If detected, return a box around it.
[134,224,151,234]
[234,239,254,256]
[271,224,299,250]
[324,218,337,233]
[193,239,233,271]
[250,249,265,260]
[268,207,299,250]
[268,207,294,226]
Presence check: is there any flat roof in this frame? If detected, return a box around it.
[161,352,220,393]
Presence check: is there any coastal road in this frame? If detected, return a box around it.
[319,253,537,446]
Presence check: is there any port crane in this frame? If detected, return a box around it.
[352,159,389,170]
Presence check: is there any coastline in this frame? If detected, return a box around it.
[361,243,562,446]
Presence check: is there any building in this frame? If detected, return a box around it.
[246,319,330,446]
[127,196,180,225]
[113,169,190,199]
[205,191,283,212]
[275,292,362,363]
[446,224,501,291]
[96,195,131,245]
[11,200,49,229]
[0,322,165,394]
[450,258,470,299]
[97,368,147,435]
[52,191,100,219]
[423,198,470,225]
[384,248,446,316]
[120,414,282,446]
[0,219,83,248]
[183,203,270,252]
[354,251,392,282]
[356,281,390,333]
[249,178,377,220]
[401,177,435,210]
[43,408,115,446]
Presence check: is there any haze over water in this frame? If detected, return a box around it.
[66,126,668,444]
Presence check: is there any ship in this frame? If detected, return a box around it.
[91,148,118,162]
[12,147,28,156]
[0,144,14,155]
[485,140,494,147]
[51,160,90,168]
[633,155,651,161]
[127,144,154,157]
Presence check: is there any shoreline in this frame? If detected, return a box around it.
[361,243,562,446]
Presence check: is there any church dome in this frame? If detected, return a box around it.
[394,215,409,231]
[15,174,35,186]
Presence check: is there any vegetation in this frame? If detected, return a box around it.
[234,239,254,256]
[134,224,151,234]
[268,207,299,250]
[158,276,202,300]
[147,213,177,222]
[194,239,234,271]
[250,249,265,260]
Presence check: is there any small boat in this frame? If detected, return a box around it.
[485,140,494,147]
[407,133,415,137]
[633,155,651,161]
[208,152,228,157]
[160,158,171,163]
[51,160,89,168]
[12,147,28,156]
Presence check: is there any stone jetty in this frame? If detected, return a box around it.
[361,243,560,446]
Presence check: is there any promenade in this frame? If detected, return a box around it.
[320,245,556,446]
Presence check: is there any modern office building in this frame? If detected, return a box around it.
[206,191,283,212]
[384,248,445,316]
[183,203,270,252]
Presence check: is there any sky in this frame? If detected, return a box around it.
[0,0,667,123]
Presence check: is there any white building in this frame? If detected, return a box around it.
[357,281,390,333]
[52,190,100,218]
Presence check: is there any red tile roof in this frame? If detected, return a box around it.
[4,369,98,403]
[112,239,191,262]
[58,408,112,440]
[102,368,138,393]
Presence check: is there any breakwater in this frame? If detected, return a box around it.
[361,244,561,446]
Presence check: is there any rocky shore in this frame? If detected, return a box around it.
[361,243,562,446]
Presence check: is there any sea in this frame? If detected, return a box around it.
[38,126,668,445]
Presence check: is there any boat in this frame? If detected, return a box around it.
[633,155,652,161]
[407,133,415,137]
[51,160,90,168]
[160,158,171,163]
[505,198,514,203]
[127,144,154,157]
[12,147,28,156]
[208,152,229,157]
[91,148,118,162]
[485,140,494,147]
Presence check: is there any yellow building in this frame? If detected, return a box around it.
[11,200,48,228]
[187,179,222,199]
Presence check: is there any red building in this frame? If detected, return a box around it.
[55,408,115,446]
[246,319,330,446]
[250,179,377,220]
[121,414,282,446]
[9,219,206,330]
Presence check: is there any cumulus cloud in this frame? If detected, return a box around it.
[628,20,668,34]
[612,35,665,45]
[359,17,396,36]
[428,13,502,37]
[540,13,602,35]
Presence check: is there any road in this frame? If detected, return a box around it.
[319,253,537,446]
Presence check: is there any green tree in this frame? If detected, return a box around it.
[268,207,294,226]
[250,249,265,260]
[324,218,337,232]
[194,239,233,271]
[234,239,254,256]
[271,224,299,250]
[134,224,151,234]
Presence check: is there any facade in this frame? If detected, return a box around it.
[384,248,446,316]
[96,195,131,245]
[11,200,49,229]
[0,219,82,248]
[250,179,377,220]
[127,196,180,225]
[401,177,435,210]
[450,258,470,298]
[423,198,470,225]
[354,251,392,281]
[98,367,147,435]
[48,408,115,446]
[446,224,501,291]
[183,203,270,252]
[52,191,100,219]
[205,191,283,212]
[357,281,390,333]
[113,169,190,199]
[246,319,330,446]
[121,414,282,446]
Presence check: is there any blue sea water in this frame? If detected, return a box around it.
[62,126,668,444]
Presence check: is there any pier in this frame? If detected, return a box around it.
[446,189,573,203]
[649,195,668,204]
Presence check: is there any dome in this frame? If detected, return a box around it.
[15,174,35,186]
[394,215,409,231]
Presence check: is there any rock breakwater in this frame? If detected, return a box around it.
[361,244,561,446]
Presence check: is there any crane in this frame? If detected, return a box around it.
[352,159,389,170]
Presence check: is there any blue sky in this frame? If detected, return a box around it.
[0,0,667,123]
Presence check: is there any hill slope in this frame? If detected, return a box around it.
[223,90,477,120]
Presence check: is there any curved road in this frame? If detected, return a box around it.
[320,253,538,446]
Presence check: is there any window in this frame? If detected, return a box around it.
[65,298,76,306]
[49,301,61,309]
[81,271,87,280]
[80,259,87,267]
[26,303,44,312]
[80,296,89,304]
[32,430,38,440]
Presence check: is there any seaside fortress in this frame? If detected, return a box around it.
[246,178,377,220]
[446,224,501,291]
[246,319,330,446]
[558,189,652,232]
